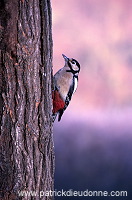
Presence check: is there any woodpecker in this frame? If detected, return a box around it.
[52,54,80,122]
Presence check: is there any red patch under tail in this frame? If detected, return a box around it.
[52,90,65,114]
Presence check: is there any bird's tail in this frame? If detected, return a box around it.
[52,113,57,123]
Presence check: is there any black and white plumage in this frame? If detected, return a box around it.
[52,54,80,122]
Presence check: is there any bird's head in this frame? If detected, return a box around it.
[62,54,80,74]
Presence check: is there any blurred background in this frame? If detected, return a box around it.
[52,0,132,199]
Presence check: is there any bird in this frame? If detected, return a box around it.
[52,54,80,122]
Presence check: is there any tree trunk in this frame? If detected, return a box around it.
[0,0,54,199]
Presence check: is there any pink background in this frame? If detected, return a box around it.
[52,0,132,198]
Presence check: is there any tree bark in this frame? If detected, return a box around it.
[0,0,54,199]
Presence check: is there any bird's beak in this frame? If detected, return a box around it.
[62,54,69,62]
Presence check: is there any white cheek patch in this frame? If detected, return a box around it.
[72,64,79,71]
[73,77,78,93]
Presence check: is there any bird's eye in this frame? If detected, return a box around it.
[71,60,76,65]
